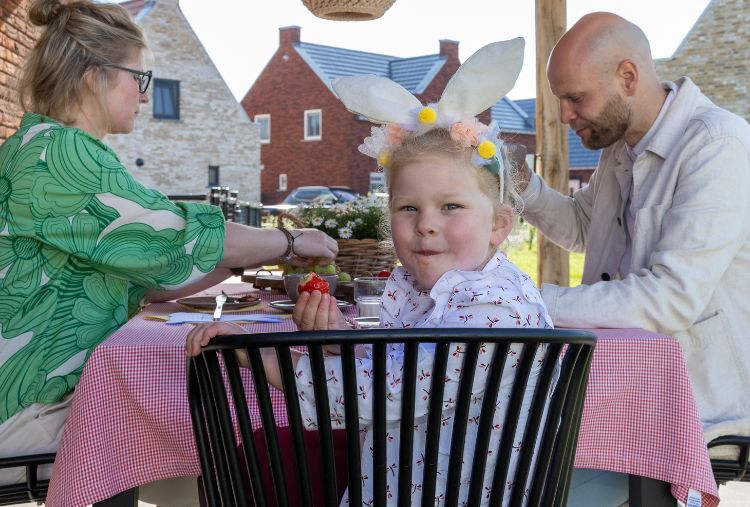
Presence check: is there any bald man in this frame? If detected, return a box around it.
[518,13,750,446]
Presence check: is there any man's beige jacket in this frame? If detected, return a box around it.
[521,77,750,442]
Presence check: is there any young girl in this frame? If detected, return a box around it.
[187,38,553,506]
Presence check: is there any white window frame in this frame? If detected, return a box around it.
[278,173,287,192]
[255,114,270,144]
[304,109,322,141]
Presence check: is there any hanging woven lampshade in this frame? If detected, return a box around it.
[301,0,396,21]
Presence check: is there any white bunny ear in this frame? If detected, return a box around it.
[438,38,525,120]
[332,75,422,124]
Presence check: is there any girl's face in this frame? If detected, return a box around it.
[389,156,513,290]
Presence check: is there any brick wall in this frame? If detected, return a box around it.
[0,0,34,142]
[242,29,470,204]
[655,0,749,121]
[104,0,261,202]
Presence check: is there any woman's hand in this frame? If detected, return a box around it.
[292,291,349,331]
[185,322,246,357]
[286,228,339,266]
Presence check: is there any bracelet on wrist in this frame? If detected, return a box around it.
[277,226,295,262]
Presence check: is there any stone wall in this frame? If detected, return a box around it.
[0,0,34,142]
[105,0,261,203]
[655,0,749,121]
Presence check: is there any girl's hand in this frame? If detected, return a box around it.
[185,322,246,356]
[292,290,349,331]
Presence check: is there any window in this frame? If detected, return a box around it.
[153,79,180,120]
[370,172,386,193]
[255,114,270,144]
[208,165,219,187]
[278,174,287,192]
[304,109,321,140]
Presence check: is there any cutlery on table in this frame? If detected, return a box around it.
[213,293,227,321]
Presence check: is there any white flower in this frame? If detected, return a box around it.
[311,216,324,227]
[325,218,338,228]
[338,226,353,239]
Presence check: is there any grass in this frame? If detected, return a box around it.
[505,241,584,288]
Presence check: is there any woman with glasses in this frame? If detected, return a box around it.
[0,1,337,505]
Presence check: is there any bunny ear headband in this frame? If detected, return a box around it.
[331,37,525,199]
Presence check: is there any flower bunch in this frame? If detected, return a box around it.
[292,194,388,240]
[357,105,504,177]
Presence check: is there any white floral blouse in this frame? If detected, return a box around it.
[295,251,554,506]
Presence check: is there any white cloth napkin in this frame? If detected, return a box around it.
[165,312,284,325]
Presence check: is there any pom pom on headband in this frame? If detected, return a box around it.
[331,38,525,198]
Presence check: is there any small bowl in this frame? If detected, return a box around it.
[283,273,339,302]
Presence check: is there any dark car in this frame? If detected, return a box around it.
[263,186,359,215]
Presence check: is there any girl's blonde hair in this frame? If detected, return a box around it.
[17,0,147,123]
[385,128,522,214]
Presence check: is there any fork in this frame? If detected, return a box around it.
[213,292,227,321]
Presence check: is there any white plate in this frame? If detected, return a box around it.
[269,299,353,312]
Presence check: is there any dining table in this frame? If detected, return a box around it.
[45,281,719,507]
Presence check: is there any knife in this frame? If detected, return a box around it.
[213,293,227,321]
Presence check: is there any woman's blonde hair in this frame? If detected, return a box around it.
[385,128,522,214]
[17,0,147,123]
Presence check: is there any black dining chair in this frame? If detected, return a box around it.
[708,435,750,485]
[187,327,596,507]
[0,453,56,505]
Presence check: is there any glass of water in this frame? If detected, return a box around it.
[353,276,387,318]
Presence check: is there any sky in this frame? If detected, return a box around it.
[168,0,711,101]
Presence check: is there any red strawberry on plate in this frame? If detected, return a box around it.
[377,270,391,278]
[298,272,330,294]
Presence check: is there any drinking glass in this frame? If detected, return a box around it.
[353,276,387,318]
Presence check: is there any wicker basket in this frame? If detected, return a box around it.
[335,238,397,278]
[277,212,398,278]
[301,0,396,20]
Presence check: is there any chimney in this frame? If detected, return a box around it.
[439,39,459,63]
[279,26,301,48]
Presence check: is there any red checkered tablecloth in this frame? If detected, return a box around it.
[45,284,719,507]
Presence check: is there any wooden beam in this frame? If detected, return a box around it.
[534,0,569,286]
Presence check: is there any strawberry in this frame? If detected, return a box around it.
[298,272,330,294]
[377,270,391,278]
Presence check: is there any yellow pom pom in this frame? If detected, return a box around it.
[417,107,437,125]
[377,151,391,167]
[477,140,496,159]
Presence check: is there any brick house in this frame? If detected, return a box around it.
[104,0,261,202]
[241,26,539,204]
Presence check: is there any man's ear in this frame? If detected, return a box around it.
[490,206,514,247]
[617,60,639,96]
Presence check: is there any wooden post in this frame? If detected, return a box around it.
[535,0,569,286]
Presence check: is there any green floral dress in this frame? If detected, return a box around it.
[0,113,225,423]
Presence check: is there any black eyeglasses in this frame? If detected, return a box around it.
[101,64,153,94]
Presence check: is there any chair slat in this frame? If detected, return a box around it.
[372,342,387,507]
[466,342,510,506]
[308,344,339,507]
[489,342,537,506]
[509,343,561,505]
[276,347,313,507]
[397,342,419,507]
[247,348,285,507]
[421,342,450,507]
[444,341,480,507]
[340,343,363,507]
